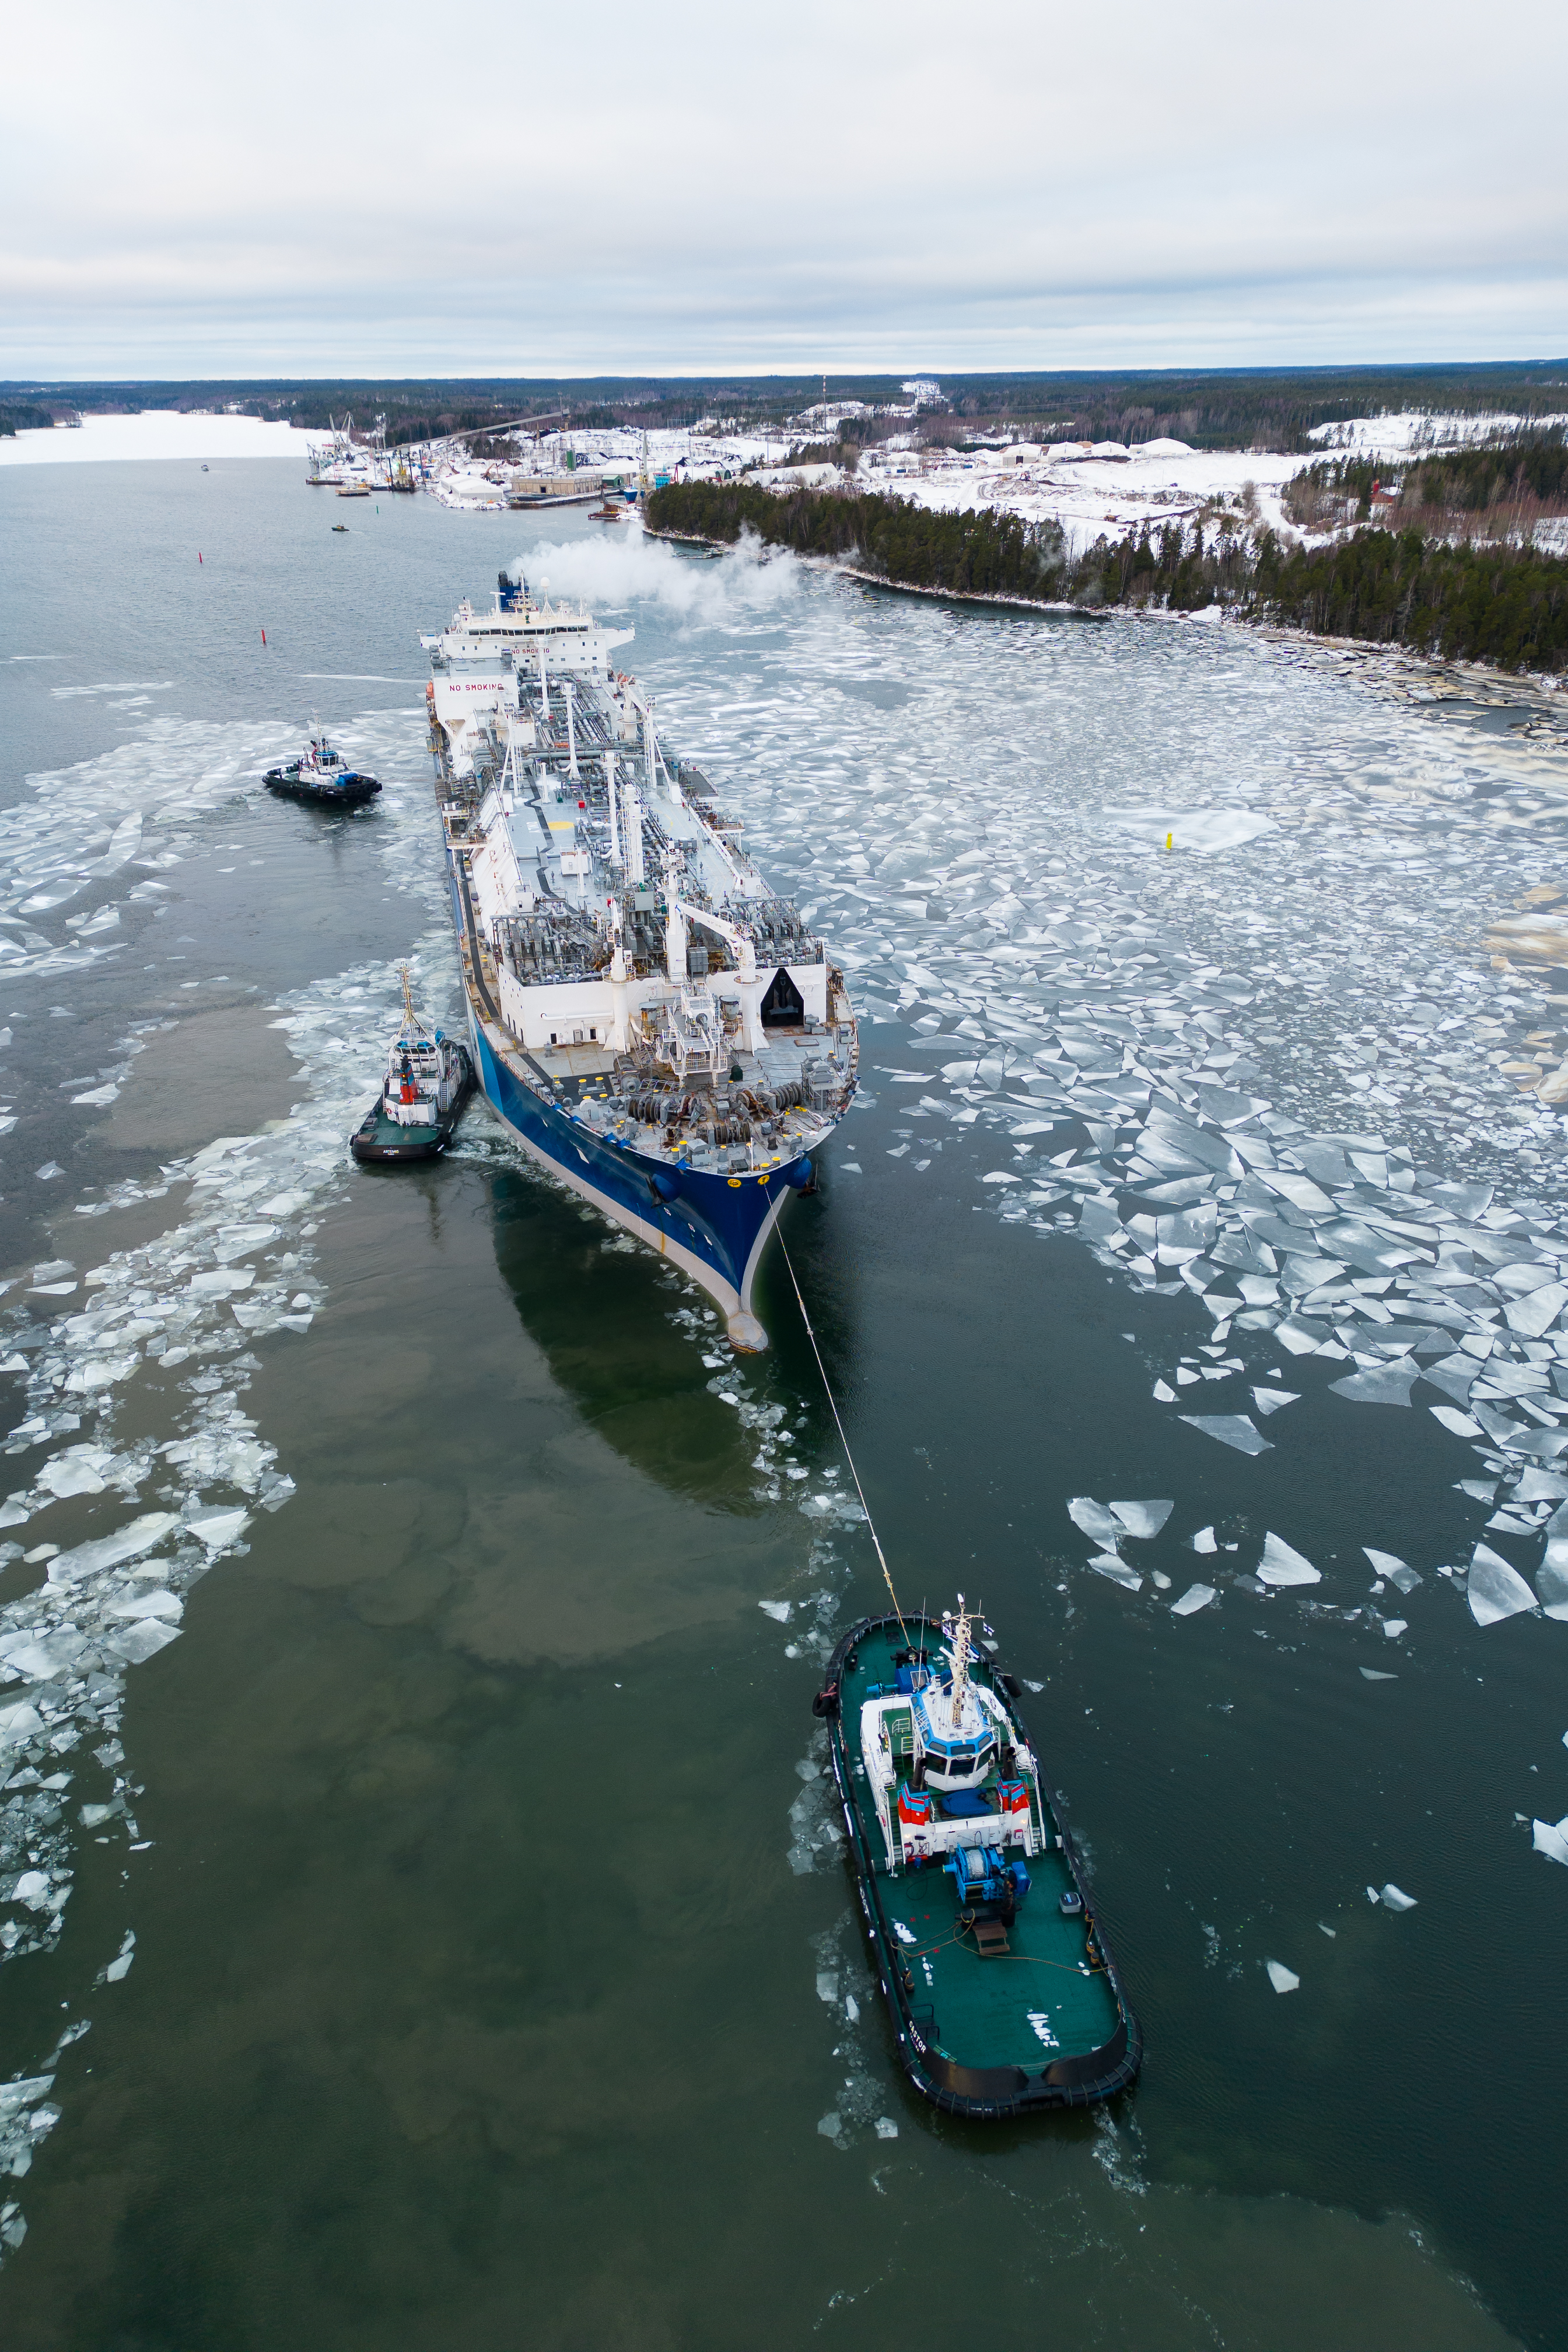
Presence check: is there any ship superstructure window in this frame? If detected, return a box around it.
[761,966,804,1027]
[923,1738,994,1778]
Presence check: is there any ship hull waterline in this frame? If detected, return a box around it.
[456,960,810,1353]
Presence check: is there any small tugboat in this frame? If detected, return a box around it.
[331,522,349,533]
[814,1595,1141,2117]
[264,732,380,808]
[351,969,475,1163]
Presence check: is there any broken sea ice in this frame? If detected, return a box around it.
[1257,1534,1321,1588]
[1466,1543,1539,1626]
[1108,1499,1174,1539]
[1170,1583,1217,1616]
[1178,1413,1272,1455]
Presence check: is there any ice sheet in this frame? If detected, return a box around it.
[1329,1364,1418,1407]
[1170,1583,1217,1616]
[1258,1533,1321,1588]
[1108,1499,1173,1539]
[1466,1543,1539,1626]
[1532,1816,1568,1865]
[1066,1497,1124,1546]
[1101,808,1276,855]
[1180,1415,1272,1456]
[1088,1554,1144,1592]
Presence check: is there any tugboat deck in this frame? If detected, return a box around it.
[825,1611,1140,2114]
[875,1843,1122,2074]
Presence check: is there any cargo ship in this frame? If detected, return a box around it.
[422,572,859,1348]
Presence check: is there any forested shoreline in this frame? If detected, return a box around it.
[645,481,1568,676]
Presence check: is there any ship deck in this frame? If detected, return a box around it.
[836,1618,1124,2073]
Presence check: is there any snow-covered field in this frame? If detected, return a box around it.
[1308,411,1568,460]
[0,412,314,468]
[884,442,1306,554]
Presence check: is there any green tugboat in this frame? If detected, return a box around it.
[814,1596,1141,2118]
[350,969,475,1164]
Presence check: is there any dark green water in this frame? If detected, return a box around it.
[0,452,1559,2349]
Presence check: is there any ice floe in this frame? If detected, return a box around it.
[1108,1499,1173,1539]
[1258,1534,1321,1588]
[1532,1816,1568,1866]
[1180,1414,1272,1456]
[1170,1583,1217,1616]
[1088,1554,1143,1592]
[1066,1497,1123,1546]
[1466,1543,1539,1625]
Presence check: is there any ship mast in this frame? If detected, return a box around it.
[947,1592,975,1729]
[397,963,432,1043]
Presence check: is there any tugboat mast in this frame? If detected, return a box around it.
[945,1595,975,1730]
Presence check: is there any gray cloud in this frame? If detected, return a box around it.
[3,0,1564,373]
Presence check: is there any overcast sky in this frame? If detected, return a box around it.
[4,0,1564,380]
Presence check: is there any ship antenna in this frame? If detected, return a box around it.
[777,1231,909,1650]
[396,962,428,1040]
[948,1594,975,1728]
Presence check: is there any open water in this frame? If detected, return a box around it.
[0,453,1566,2348]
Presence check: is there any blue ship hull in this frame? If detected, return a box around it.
[463,1009,813,1348]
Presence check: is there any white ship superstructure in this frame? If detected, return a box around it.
[425,573,859,1347]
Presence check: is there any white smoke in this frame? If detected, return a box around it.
[513,527,801,625]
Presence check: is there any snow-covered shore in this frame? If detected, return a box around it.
[480,403,1568,561]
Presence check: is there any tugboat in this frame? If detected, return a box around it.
[351,969,475,1163]
[814,1596,1141,2117]
[264,732,381,809]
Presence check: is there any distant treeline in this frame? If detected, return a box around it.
[6,359,1566,447]
[646,481,1568,674]
[0,402,56,438]
[924,360,1568,453]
